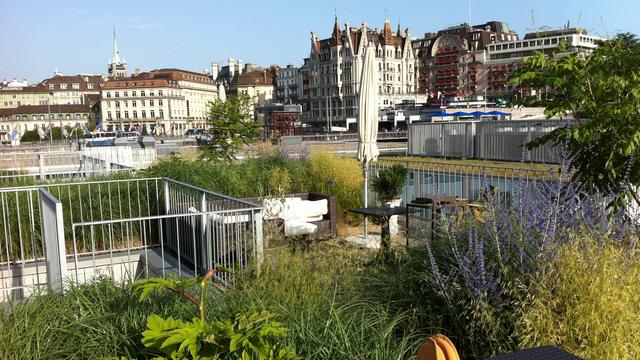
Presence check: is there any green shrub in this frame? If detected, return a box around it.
[516,238,640,359]
[307,153,363,213]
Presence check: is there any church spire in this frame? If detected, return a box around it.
[112,26,122,65]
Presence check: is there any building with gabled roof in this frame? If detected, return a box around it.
[307,17,417,129]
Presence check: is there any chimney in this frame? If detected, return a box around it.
[238,59,245,74]
[263,69,267,84]
[210,62,219,80]
[228,58,236,78]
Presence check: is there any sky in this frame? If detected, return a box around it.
[1,0,639,83]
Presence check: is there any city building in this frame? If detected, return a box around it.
[210,58,246,87]
[307,17,417,128]
[100,68,218,134]
[0,85,51,109]
[276,64,303,104]
[108,29,128,79]
[0,79,29,88]
[484,28,603,100]
[39,74,105,105]
[411,21,518,99]
[255,103,303,139]
[0,104,93,141]
[235,68,276,110]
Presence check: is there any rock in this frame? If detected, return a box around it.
[345,234,381,249]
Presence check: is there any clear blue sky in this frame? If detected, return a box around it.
[1,0,638,83]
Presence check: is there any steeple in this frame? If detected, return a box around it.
[112,27,122,65]
[396,23,402,37]
[383,18,393,39]
[108,27,128,79]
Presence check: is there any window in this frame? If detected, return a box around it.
[124,91,128,96]
[158,99,163,106]
[60,83,67,90]
[141,91,146,97]
[158,90,163,96]
[132,100,137,107]
[142,110,146,118]
[124,101,128,107]
[150,91,155,97]
[116,112,121,119]
[72,83,80,90]
[115,92,119,97]
[133,111,138,118]
[149,100,154,106]
[159,109,164,118]
[87,83,94,90]
[132,90,137,97]
[48,84,55,90]
[115,101,120,108]
[107,92,111,98]
[124,111,129,119]
[141,100,145,106]
[150,110,155,118]
[32,115,37,121]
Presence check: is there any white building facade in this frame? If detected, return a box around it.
[276,65,303,104]
[307,17,417,128]
[100,69,217,135]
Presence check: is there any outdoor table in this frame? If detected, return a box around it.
[348,206,406,254]
[406,196,468,243]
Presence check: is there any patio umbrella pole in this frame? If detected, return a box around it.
[363,161,368,239]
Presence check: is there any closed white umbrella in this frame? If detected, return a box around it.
[357,45,379,238]
[218,82,226,102]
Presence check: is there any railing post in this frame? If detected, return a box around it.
[38,153,45,180]
[163,179,170,214]
[200,191,211,272]
[39,189,67,292]
[254,209,264,274]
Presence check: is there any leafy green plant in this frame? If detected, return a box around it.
[201,94,261,161]
[371,165,407,203]
[133,267,298,359]
[510,33,640,211]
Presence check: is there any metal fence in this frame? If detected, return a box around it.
[372,158,561,207]
[1,177,263,302]
[302,131,407,142]
[408,120,575,163]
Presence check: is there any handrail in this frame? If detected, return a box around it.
[162,177,263,208]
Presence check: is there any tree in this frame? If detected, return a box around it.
[510,33,640,210]
[201,94,260,161]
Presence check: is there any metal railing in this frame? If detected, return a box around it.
[1,177,263,302]
[372,158,562,207]
[302,131,407,142]
[408,119,575,163]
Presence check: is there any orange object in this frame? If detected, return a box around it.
[416,334,460,360]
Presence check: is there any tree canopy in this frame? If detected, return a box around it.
[511,33,640,210]
[201,94,260,161]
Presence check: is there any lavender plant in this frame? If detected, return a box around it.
[416,147,638,358]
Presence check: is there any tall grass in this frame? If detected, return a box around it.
[516,238,640,359]
[0,243,422,359]
[144,154,363,220]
